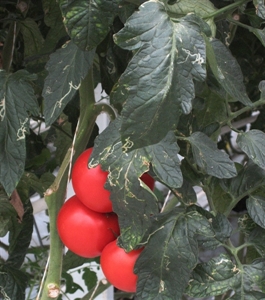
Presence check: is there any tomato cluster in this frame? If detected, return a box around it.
[57,147,155,292]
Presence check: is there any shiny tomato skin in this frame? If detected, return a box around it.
[57,195,120,258]
[100,240,143,292]
[72,148,112,213]
[140,173,155,191]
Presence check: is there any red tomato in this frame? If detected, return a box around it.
[140,173,155,190]
[72,148,112,213]
[57,195,120,258]
[100,240,143,292]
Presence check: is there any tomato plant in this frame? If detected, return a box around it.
[72,147,113,213]
[3,0,265,299]
[100,240,143,293]
[57,195,120,258]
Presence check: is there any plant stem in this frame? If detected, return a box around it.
[203,0,250,20]
[40,68,98,300]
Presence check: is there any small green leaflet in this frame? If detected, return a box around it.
[253,0,265,20]
[90,117,182,250]
[59,0,120,51]
[135,208,214,300]
[237,130,265,169]
[43,40,95,126]
[187,254,238,298]
[112,1,209,150]
[187,132,237,178]
[247,195,265,229]
[0,70,39,196]
[205,38,252,106]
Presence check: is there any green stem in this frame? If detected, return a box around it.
[40,68,98,300]
[2,20,17,72]
[203,0,250,20]
[202,182,216,213]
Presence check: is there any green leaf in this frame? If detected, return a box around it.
[0,264,28,300]
[59,0,119,51]
[253,0,265,19]
[112,2,208,149]
[247,195,265,229]
[91,118,184,250]
[194,87,227,137]
[90,117,159,250]
[0,70,39,196]
[62,250,99,273]
[43,40,95,126]
[146,131,182,189]
[163,0,217,35]
[186,254,239,298]
[206,38,252,106]
[42,0,67,54]
[7,198,33,269]
[237,130,265,169]
[0,188,17,237]
[208,177,233,214]
[187,132,237,178]
[19,18,44,59]
[135,208,214,300]
[248,226,265,256]
[221,161,265,201]
[82,268,98,290]
[18,171,55,197]
[242,259,265,293]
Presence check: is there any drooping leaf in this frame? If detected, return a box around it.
[90,117,159,250]
[43,40,95,126]
[247,195,265,229]
[19,18,44,60]
[237,130,265,169]
[112,2,209,149]
[59,0,120,51]
[0,70,39,196]
[0,264,28,300]
[187,132,237,178]
[7,198,33,269]
[186,254,239,298]
[135,208,214,300]
[205,37,252,106]
[90,117,183,250]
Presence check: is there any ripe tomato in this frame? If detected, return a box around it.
[71,148,112,213]
[140,173,155,190]
[57,195,120,258]
[100,240,143,292]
